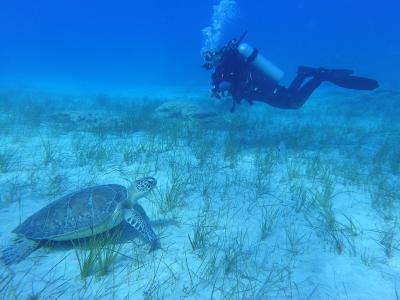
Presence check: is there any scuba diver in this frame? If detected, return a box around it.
[202,31,379,112]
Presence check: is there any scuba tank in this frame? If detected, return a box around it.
[237,43,284,83]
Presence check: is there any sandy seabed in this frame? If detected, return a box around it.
[0,88,399,299]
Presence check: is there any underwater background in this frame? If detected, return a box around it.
[1,0,399,91]
[1,0,400,299]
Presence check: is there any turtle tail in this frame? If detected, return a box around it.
[0,237,40,265]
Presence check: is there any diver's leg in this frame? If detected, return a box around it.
[287,73,308,92]
[298,66,378,90]
[292,77,323,107]
[257,80,318,110]
[271,76,323,109]
[264,66,378,110]
[279,74,378,109]
[298,66,354,78]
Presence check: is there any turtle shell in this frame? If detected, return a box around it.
[13,184,127,240]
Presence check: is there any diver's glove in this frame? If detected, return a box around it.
[210,86,237,112]
[211,80,232,99]
[211,86,222,99]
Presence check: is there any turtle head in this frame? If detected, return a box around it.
[128,177,157,204]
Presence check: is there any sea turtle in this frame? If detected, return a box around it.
[0,177,158,265]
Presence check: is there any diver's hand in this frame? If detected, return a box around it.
[211,87,223,99]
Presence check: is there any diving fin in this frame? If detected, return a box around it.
[298,66,354,77]
[298,66,379,90]
[328,75,379,90]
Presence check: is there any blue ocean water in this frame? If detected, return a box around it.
[1,0,399,90]
[1,1,400,299]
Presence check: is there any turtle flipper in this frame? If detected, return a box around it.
[0,261,14,296]
[0,237,40,265]
[124,208,159,251]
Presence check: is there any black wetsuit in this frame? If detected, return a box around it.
[209,47,379,112]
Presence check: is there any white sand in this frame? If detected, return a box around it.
[0,88,399,299]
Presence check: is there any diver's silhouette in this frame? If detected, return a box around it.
[203,31,379,112]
